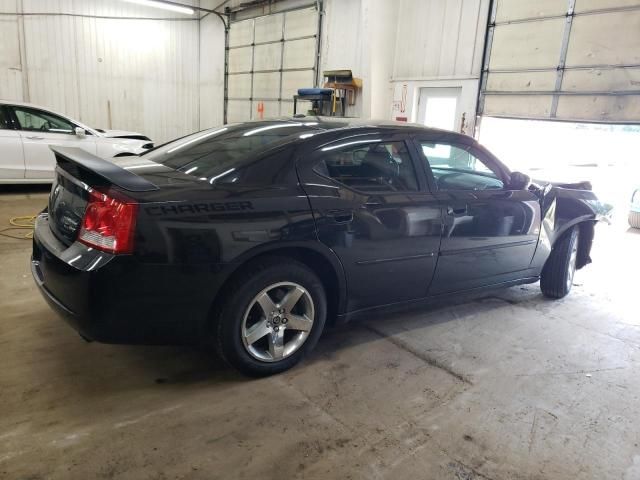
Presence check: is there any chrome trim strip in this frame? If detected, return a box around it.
[356,252,436,265]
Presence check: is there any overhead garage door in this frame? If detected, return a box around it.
[226,6,319,122]
[479,0,640,123]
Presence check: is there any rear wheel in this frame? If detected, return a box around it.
[629,211,640,229]
[215,258,326,376]
[540,226,579,299]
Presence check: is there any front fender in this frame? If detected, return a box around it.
[531,186,611,272]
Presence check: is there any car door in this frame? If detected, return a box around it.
[10,105,97,180]
[0,106,25,180]
[297,132,443,312]
[413,134,541,295]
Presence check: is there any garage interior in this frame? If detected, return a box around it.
[1,0,640,479]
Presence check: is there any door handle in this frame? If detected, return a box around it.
[447,205,468,216]
[26,136,44,140]
[326,209,354,224]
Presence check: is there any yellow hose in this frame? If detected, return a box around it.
[1,215,36,239]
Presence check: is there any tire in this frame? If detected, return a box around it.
[540,226,579,299]
[215,257,327,376]
[629,211,640,229]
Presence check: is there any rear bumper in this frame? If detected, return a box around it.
[31,213,226,345]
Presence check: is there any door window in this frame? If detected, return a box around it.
[315,140,418,192]
[0,108,10,129]
[13,107,74,134]
[420,142,504,191]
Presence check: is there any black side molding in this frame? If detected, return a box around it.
[50,146,159,192]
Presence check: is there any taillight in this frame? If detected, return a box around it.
[78,189,138,254]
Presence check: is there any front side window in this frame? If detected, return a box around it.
[13,107,75,134]
[315,140,418,192]
[420,142,504,191]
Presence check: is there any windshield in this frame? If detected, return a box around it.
[143,121,320,183]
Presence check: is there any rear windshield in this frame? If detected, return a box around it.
[144,121,320,183]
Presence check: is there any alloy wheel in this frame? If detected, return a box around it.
[241,282,315,362]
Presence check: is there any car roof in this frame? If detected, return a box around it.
[247,116,466,138]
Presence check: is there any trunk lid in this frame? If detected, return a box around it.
[47,147,160,246]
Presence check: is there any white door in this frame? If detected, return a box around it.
[0,107,25,180]
[417,87,462,132]
[11,105,97,180]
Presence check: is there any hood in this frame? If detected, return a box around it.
[95,129,152,141]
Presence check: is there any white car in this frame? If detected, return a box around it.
[0,101,153,183]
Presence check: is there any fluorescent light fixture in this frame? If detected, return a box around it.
[167,127,228,154]
[123,0,194,15]
[321,139,381,152]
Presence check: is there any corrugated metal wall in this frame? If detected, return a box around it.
[392,0,489,79]
[0,0,201,143]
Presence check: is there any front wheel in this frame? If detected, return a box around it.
[540,226,579,299]
[215,257,326,376]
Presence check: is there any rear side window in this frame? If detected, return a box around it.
[13,106,74,133]
[315,140,418,192]
[146,122,318,184]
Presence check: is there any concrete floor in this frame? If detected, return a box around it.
[1,186,640,480]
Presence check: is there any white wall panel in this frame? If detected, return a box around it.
[253,43,281,71]
[481,0,640,122]
[486,71,557,92]
[575,0,640,12]
[227,73,252,98]
[228,19,254,47]
[489,19,565,70]
[556,95,640,122]
[282,70,314,98]
[1,0,203,143]
[254,14,283,42]
[283,38,316,69]
[495,0,567,22]
[227,99,251,122]
[0,0,18,13]
[565,11,640,66]
[199,12,225,130]
[228,46,253,73]
[392,0,489,79]
[0,16,23,100]
[562,68,640,92]
[284,9,317,38]
[252,72,280,99]
[483,94,554,118]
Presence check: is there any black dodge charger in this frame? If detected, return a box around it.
[32,118,610,375]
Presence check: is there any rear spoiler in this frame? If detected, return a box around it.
[51,146,158,192]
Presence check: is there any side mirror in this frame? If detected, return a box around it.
[74,127,86,137]
[509,171,531,190]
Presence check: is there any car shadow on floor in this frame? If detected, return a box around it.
[48,285,544,392]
